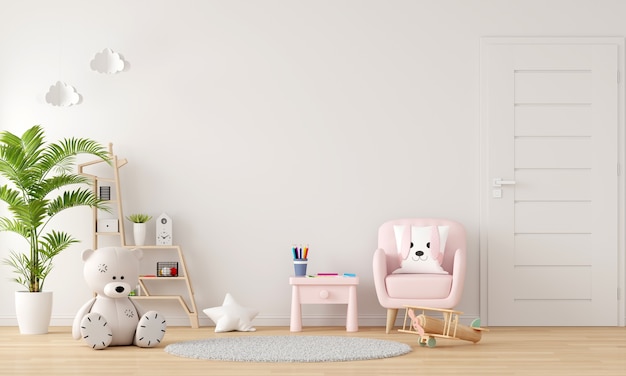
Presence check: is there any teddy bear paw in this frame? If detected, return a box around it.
[134,310,167,348]
[80,313,113,350]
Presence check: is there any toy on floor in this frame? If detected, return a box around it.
[72,247,166,350]
[203,293,259,332]
[399,305,488,348]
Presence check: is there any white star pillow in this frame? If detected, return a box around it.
[203,293,259,333]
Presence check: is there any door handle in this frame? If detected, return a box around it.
[492,178,516,187]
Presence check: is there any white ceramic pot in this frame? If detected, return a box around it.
[133,223,147,246]
[15,291,53,335]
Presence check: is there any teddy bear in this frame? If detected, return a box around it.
[72,246,167,350]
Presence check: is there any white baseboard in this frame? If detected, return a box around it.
[0,313,482,328]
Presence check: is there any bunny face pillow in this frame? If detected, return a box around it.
[392,225,449,274]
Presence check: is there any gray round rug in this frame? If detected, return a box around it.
[164,335,412,362]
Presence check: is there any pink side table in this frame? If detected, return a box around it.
[289,276,359,332]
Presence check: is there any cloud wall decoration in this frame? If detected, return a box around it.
[91,48,126,74]
[45,81,80,107]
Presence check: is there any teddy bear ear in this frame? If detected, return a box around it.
[129,247,144,260]
[82,249,95,261]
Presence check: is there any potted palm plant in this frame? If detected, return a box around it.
[126,213,152,246]
[0,125,111,334]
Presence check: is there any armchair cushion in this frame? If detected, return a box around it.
[385,273,453,299]
[391,225,449,274]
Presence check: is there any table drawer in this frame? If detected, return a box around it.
[298,285,351,304]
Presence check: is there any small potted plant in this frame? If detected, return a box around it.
[126,213,152,246]
[0,125,110,334]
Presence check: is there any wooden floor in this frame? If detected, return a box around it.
[1,325,625,375]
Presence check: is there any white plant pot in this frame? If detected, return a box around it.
[133,223,147,246]
[15,291,53,335]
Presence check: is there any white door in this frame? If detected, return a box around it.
[480,38,622,326]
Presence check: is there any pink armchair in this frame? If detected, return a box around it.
[372,218,466,333]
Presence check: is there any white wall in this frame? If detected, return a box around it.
[1,0,625,327]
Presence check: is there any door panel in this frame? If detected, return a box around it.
[515,71,591,103]
[515,138,591,168]
[512,44,592,69]
[513,266,591,299]
[509,301,593,326]
[515,170,591,201]
[514,234,591,266]
[481,38,621,326]
[515,105,591,136]
[515,202,591,233]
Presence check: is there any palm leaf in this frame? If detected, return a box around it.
[0,185,23,207]
[47,188,110,216]
[0,217,30,238]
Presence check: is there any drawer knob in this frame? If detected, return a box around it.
[319,290,329,299]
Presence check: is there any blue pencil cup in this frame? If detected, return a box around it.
[293,259,308,276]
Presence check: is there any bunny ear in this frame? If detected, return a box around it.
[430,226,443,263]
[400,225,411,260]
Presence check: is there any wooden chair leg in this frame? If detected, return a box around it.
[386,308,398,334]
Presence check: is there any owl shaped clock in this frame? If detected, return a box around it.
[156,213,172,245]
